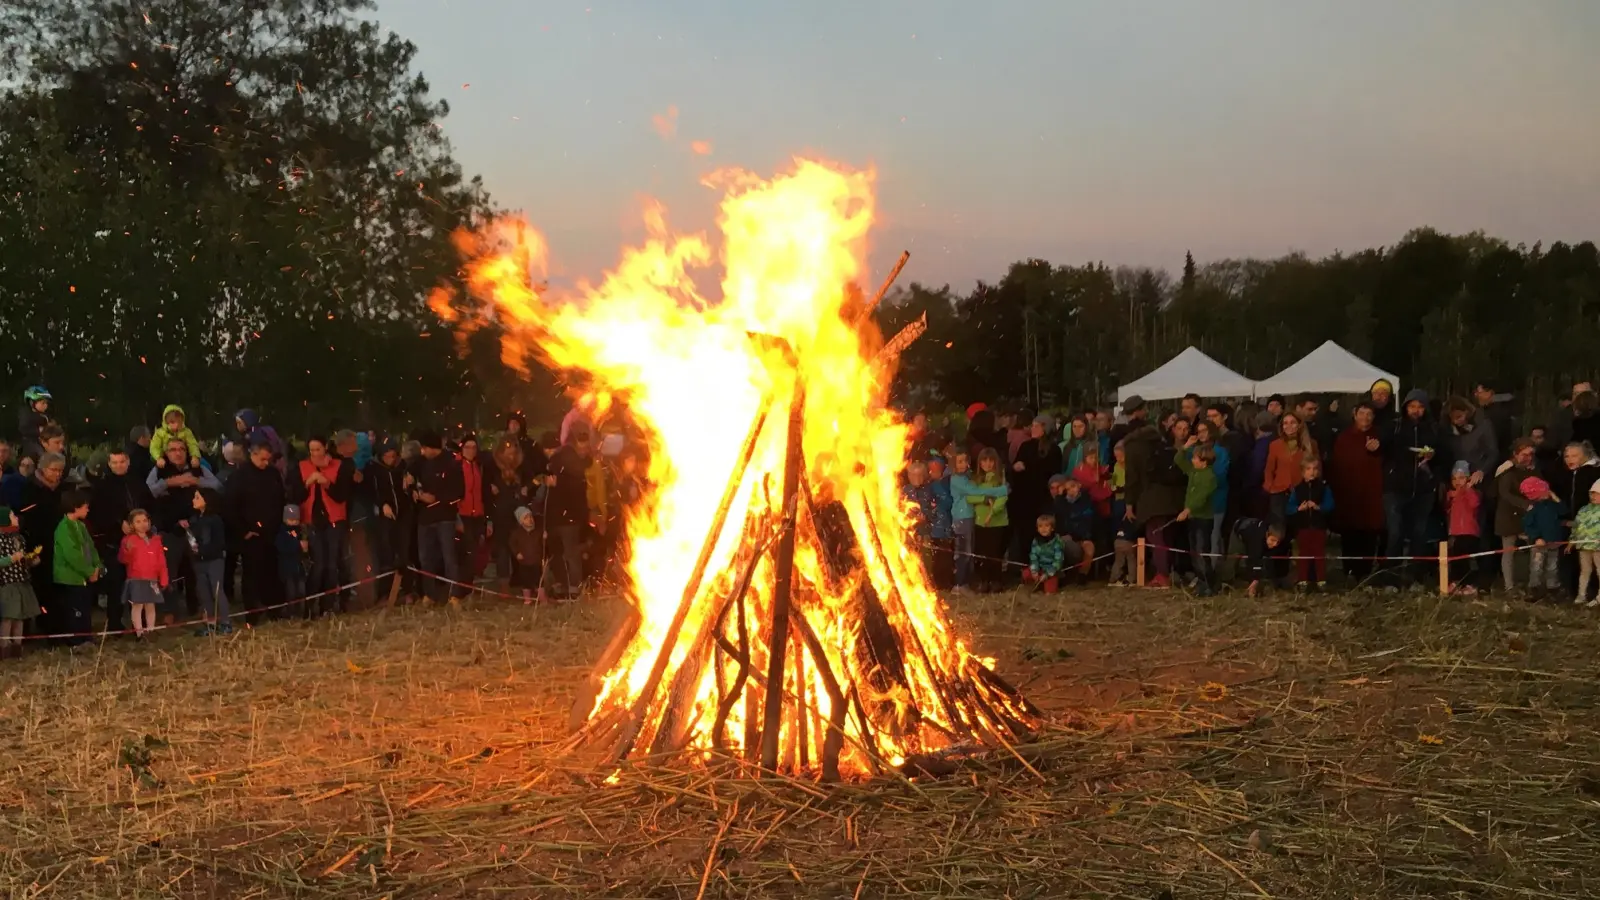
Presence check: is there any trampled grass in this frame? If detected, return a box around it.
[2,583,1598,898]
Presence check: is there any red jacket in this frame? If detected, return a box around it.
[119,533,169,587]
[298,457,347,524]
[459,456,486,518]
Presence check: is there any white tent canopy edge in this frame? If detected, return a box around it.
[1115,346,1257,402]
[1253,340,1399,397]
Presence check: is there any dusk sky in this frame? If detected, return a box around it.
[376,0,1600,291]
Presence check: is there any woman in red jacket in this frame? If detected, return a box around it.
[1328,403,1387,581]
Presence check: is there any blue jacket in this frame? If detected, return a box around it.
[1051,493,1095,542]
[927,477,954,539]
[1523,499,1564,543]
[1210,444,1232,517]
[901,482,936,539]
[276,525,307,581]
[950,472,1008,522]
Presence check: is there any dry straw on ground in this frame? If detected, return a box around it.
[2,584,1598,898]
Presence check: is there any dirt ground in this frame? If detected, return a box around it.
[2,583,1598,899]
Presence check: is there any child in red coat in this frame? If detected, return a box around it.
[118,509,168,637]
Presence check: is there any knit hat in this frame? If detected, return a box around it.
[1589,482,1600,497]
[283,504,301,522]
[1033,413,1054,429]
[514,505,534,523]
[376,438,398,458]
[966,402,988,420]
[1519,476,1550,501]
[1451,460,1471,479]
[417,429,443,450]
[1048,473,1069,488]
[1371,379,1394,395]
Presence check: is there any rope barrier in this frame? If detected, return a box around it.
[15,571,395,641]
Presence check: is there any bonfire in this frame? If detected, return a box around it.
[431,159,1039,779]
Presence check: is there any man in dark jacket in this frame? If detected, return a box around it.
[124,427,155,485]
[1473,382,1517,459]
[89,448,153,634]
[411,430,464,604]
[1107,395,1147,448]
[365,439,413,604]
[1381,388,1446,588]
[1122,413,1186,587]
[147,438,222,620]
[226,440,287,621]
[545,429,594,599]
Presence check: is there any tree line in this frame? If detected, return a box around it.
[0,0,556,445]
[874,232,1600,420]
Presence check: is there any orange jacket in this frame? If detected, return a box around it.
[1263,438,1316,495]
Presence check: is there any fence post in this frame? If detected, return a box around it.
[1437,541,1449,596]
[1136,537,1147,587]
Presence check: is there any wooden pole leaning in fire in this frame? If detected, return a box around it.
[758,376,807,772]
[867,251,911,311]
[609,399,773,762]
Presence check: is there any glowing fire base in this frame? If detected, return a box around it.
[564,339,1041,781]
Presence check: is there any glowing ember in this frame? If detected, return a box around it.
[432,157,1038,778]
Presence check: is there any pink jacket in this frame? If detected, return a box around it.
[119,533,169,587]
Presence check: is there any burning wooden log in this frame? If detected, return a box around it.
[758,380,806,772]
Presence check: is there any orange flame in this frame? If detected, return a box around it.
[436,157,1035,776]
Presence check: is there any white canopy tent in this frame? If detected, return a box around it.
[1253,340,1398,397]
[1115,347,1257,402]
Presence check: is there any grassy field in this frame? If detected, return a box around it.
[2,583,1598,899]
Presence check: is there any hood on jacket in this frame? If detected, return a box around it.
[162,403,187,426]
[235,408,260,431]
[1401,388,1430,415]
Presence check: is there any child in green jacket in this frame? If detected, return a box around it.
[53,489,103,642]
[1174,439,1219,595]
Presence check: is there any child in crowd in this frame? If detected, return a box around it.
[1234,516,1286,597]
[277,505,309,612]
[1110,441,1128,521]
[1049,476,1096,579]
[1174,439,1218,595]
[151,404,202,464]
[187,488,230,634]
[965,448,1011,593]
[1286,457,1334,591]
[925,458,955,589]
[1072,445,1112,519]
[1520,477,1563,599]
[0,506,42,657]
[1571,482,1600,607]
[118,509,168,638]
[52,489,102,643]
[509,505,546,604]
[902,461,948,588]
[1025,514,1064,593]
[950,450,1006,594]
[1108,514,1137,587]
[19,386,53,459]
[1444,461,1482,595]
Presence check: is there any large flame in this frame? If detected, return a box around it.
[434,157,1035,777]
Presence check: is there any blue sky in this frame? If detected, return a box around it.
[376,0,1600,291]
